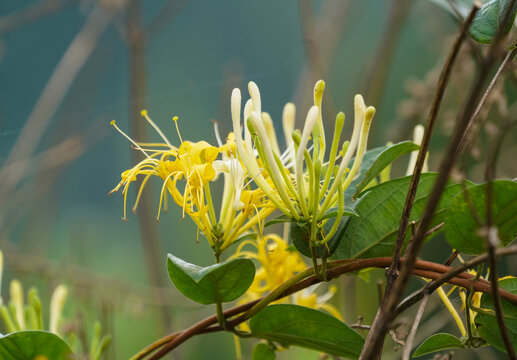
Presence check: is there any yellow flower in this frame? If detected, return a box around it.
[110,111,276,255]
[231,81,376,250]
[234,234,341,319]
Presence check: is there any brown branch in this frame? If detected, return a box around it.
[384,3,477,298]
[458,47,517,153]
[402,293,429,360]
[134,251,517,359]
[397,246,517,315]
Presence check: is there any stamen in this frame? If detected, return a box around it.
[172,116,183,144]
[111,120,151,159]
[140,110,174,149]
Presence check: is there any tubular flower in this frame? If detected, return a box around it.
[110,111,276,255]
[432,256,509,340]
[231,81,375,252]
[234,234,341,318]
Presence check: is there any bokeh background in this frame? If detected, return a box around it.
[1,0,516,359]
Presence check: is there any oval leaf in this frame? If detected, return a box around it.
[343,146,387,202]
[476,277,517,354]
[252,343,276,360]
[354,141,419,198]
[469,0,517,44]
[0,331,73,360]
[249,304,364,358]
[444,180,517,255]
[334,173,466,259]
[413,333,464,358]
[167,254,255,304]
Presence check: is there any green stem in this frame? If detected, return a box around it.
[216,301,227,330]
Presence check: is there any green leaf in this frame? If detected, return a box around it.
[249,304,364,358]
[289,210,353,258]
[167,254,255,304]
[412,333,464,358]
[499,0,517,35]
[476,277,517,354]
[343,146,387,202]
[354,141,419,198]
[444,180,517,255]
[469,0,517,44]
[0,331,73,360]
[252,343,276,360]
[334,173,466,259]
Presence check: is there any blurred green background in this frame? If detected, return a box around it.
[1,0,515,359]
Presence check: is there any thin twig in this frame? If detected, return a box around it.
[483,103,517,358]
[402,294,429,360]
[396,246,517,315]
[458,47,517,153]
[384,3,477,298]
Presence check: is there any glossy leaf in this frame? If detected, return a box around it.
[167,254,255,304]
[343,145,387,202]
[334,173,465,259]
[0,331,73,360]
[354,141,419,199]
[469,0,517,43]
[252,343,276,360]
[444,180,517,255]
[476,277,517,354]
[249,304,364,358]
[413,333,464,358]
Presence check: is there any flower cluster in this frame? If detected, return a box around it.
[110,112,276,257]
[231,81,375,250]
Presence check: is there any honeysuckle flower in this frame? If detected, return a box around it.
[49,285,68,335]
[406,124,429,175]
[110,112,276,256]
[230,80,375,254]
[234,233,341,317]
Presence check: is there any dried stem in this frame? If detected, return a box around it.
[384,3,477,298]
[483,103,517,358]
[402,294,429,360]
